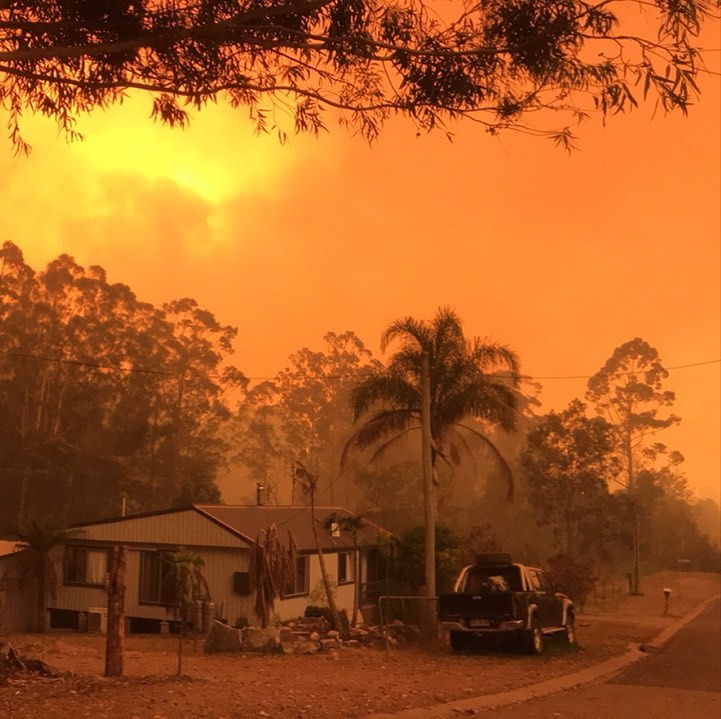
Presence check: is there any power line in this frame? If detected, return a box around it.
[4,349,719,383]
[517,359,721,382]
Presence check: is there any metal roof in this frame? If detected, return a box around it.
[195,505,392,552]
[69,504,392,553]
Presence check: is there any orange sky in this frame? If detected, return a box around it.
[1,24,719,503]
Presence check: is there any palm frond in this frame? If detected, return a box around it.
[468,339,521,381]
[452,423,515,500]
[356,425,420,468]
[380,316,431,353]
[343,408,417,460]
[348,307,519,502]
[351,373,418,419]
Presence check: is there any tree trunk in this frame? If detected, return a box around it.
[351,537,359,628]
[36,559,48,633]
[177,614,184,676]
[632,504,641,596]
[309,487,344,636]
[625,433,641,595]
[105,545,126,677]
[420,352,437,640]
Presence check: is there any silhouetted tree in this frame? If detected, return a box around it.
[345,307,521,600]
[520,400,621,558]
[0,242,246,532]
[0,1,716,152]
[586,338,680,594]
[233,331,379,504]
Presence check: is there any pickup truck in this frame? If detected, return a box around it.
[438,553,575,654]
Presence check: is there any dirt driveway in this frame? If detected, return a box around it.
[2,571,718,719]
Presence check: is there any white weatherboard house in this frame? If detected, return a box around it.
[48,504,391,632]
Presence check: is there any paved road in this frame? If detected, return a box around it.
[480,598,720,718]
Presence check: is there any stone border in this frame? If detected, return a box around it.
[367,592,721,719]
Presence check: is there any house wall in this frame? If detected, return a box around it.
[280,551,359,621]
[48,516,363,629]
[50,544,254,624]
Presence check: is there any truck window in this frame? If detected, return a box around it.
[536,570,554,592]
[463,565,522,593]
[526,569,543,591]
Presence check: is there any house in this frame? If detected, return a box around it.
[47,504,392,633]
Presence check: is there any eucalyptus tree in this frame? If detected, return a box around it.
[586,337,680,593]
[233,331,380,504]
[344,307,521,601]
[152,298,247,506]
[0,1,716,152]
[519,400,621,559]
[0,242,246,531]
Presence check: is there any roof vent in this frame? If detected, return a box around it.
[256,483,265,506]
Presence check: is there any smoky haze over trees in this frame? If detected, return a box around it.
[0,241,246,532]
[230,331,381,506]
[0,244,718,589]
[0,1,718,152]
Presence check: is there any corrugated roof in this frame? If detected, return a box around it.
[194,505,391,552]
[68,504,392,553]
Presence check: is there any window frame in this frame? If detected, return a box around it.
[337,551,354,585]
[138,550,176,606]
[64,545,108,588]
[283,555,310,598]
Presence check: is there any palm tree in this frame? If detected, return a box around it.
[343,307,520,603]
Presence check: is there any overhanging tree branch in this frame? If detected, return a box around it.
[0,0,717,151]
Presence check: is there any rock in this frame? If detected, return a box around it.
[23,658,61,677]
[281,639,320,655]
[203,620,243,653]
[320,638,340,650]
[279,628,296,643]
[242,627,280,653]
[327,630,340,639]
[344,640,361,649]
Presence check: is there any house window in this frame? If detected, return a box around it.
[284,555,309,597]
[65,547,108,586]
[337,552,354,585]
[139,551,176,605]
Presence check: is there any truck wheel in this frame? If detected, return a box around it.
[524,618,543,655]
[564,613,576,645]
[449,631,471,654]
